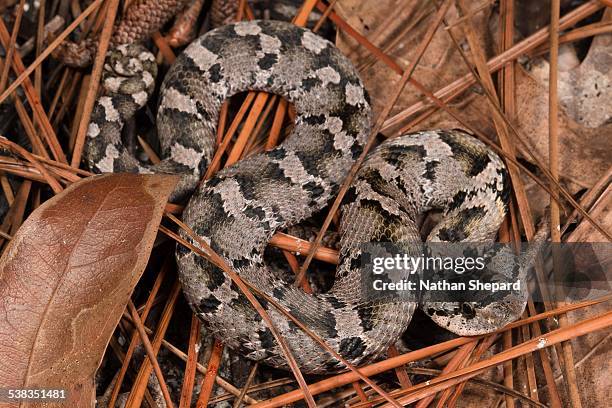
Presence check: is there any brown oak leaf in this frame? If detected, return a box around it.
[0,173,177,408]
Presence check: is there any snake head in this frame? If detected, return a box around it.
[102,44,158,101]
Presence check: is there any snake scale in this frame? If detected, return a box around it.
[85,20,527,373]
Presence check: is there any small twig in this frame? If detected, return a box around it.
[269,232,339,264]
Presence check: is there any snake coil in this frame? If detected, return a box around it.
[86,20,530,373]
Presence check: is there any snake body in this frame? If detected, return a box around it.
[85,20,525,373]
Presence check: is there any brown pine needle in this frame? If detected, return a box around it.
[232,362,259,408]
[226,92,268,165]
[269,232,339,264]
[313,0,338,33]
[195,338,224,407]
[108,262,169,408]
[266,98,288,150]
[0,137,62,193]
[178,315,201,408]
[0,20,67,163]
[282,249,314,293]
[125,281,181,408]
[127,301,175,408]
[444,335,498,407]
[0,0,26,93]
[293,0,319,26]
[242,94,278,158]
[204,92,256,178]
[152,32,177,64]
[415,340,477,408]
[387,345,412,389]
[352,382,371,406]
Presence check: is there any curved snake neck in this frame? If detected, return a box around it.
[85,20,520,373]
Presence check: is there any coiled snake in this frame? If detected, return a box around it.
[85,20,527,373]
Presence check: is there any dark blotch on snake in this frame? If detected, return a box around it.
[258,53,278,70]
[267,147,287,160]
[257,328,276,352]
[460,303,476,319]
[209,63,223,82]
[303,114,326,126]
[327,296,347,309]
[438,206,487,242]
[233,174,258,200]
[339,337,367,360]
[438,131,492,177]
[356,306,375,332]
[244,205,266,221]
[195,257,225,291]
[303,181,325,199]
[424,161,439,181]
[272,287,286,300]
[198,295,222,314]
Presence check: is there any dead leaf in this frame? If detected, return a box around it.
[0,173,177,408]
[529,8,612,128]
[334,0,494,134]
[514,64,611,191]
